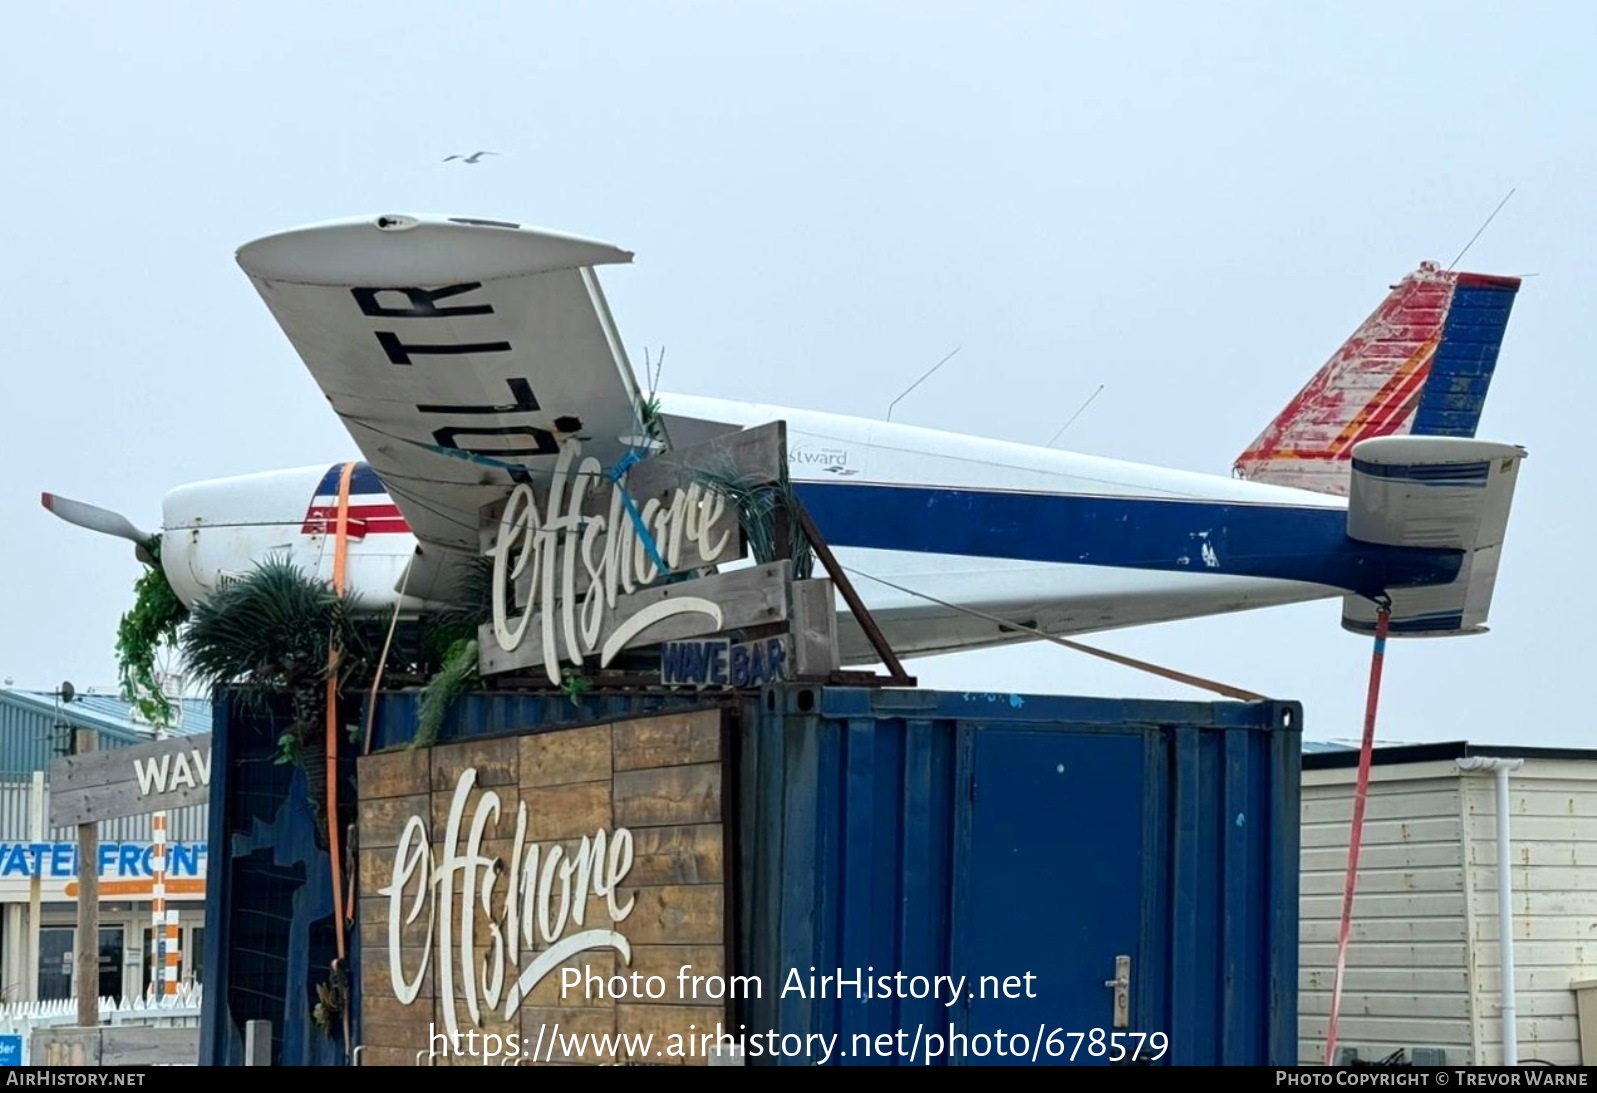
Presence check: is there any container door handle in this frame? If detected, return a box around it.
[1103,954,1130,1029]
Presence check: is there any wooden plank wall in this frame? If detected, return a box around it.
[356,708,731,1066]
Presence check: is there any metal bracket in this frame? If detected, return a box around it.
[792,501,915,687]
[1104,954,1130,1028]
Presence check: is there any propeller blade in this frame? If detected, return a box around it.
[41,493,157,564]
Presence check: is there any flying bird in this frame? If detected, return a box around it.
[443,151,498,164]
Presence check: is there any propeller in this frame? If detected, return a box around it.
[41,492,158,565]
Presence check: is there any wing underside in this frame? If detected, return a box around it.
[236,214,656,579]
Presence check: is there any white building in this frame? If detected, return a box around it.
[1300,742,1597,1066]
[0,688,209,1004]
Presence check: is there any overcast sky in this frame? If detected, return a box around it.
[4,2,1591,747]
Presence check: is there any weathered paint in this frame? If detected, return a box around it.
[1234,265,1520,496]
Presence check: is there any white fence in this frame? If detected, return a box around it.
[0,985,201,1065]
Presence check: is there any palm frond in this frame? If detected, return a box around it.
[179,555,369,694]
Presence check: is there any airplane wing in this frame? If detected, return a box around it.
[1341,435,1527,636]
[236,213,660,598]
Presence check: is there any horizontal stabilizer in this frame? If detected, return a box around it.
[1341,435,1526,637]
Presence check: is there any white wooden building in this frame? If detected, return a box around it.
[1299,742,1597,1066]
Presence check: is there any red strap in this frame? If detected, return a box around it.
[1323,604,1391,1065]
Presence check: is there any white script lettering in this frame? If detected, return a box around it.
[489,439,734,684]
[378,767,637,1035]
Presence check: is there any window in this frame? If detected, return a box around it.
[188,927,204,986]
[38,928,72,1002]
[39,926,124,1002]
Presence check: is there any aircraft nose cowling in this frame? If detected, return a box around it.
[158,465,334,608]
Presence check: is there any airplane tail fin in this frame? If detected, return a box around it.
[1235,263,1521,496]
[1341,435,1526,637]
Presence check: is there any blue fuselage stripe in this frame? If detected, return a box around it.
[791,481,1463,597]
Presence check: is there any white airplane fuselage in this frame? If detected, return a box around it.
[156,392,1371,665]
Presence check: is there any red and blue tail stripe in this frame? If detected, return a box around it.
[1234,264,1520,496]
[301,463,411,536]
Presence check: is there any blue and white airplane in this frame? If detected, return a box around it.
[42,214,1527,668]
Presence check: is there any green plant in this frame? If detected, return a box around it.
[311,965,347,1039]
[179,555,371,769]
[692,469,815,579]
[275,732,302,766]
[114,538,189,728]
[560,668,590,707]
[411,638,478,751]
[638,346,666,445]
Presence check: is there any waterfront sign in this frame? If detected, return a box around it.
[48,733,212,828]
[0,841,207,880]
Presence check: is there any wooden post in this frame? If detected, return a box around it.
[73,730,98,1028]
[27,771,43,1002]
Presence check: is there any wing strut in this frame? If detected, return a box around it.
[1323,600,1393,1066]
[793,501,916,687]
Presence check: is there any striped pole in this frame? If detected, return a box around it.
[151,810,178,996]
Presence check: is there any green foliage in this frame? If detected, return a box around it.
[275,732,301,766]
[411,638,478,751]
[311,965,347,1039]
[560,668,590,707]
[419,556,496,667]
[179,555,371,767]
[114,539,188,729]
[692,470,815,579]
[180,555,369,693]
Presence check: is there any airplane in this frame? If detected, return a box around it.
[42,213,1528,673]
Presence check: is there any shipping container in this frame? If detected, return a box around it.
[738,685,1302,1066]
[200,683,1301,1066]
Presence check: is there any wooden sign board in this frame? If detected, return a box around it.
[48,733,212,829]
[356,709,733,1066]
[477,422,797,684]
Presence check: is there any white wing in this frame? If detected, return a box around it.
[236,213,654,567]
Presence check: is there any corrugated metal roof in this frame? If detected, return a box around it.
[67,692,213,737]
[0,688,210,776]
[1303,740,1358,753]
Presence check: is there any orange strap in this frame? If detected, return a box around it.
[326,461,356,964]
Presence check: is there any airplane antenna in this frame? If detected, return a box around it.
[1447,188,1516,270]
[886,348,960,422]
[1046,384,1105,448]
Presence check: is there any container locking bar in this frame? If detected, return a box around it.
[1104,954,1130,1028]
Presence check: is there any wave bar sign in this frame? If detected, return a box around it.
[48,732,212,828]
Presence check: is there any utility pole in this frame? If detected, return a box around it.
[26,770,42,1002]
[73,730,98,1029]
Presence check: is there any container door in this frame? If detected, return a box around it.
[952,726,1147,1066]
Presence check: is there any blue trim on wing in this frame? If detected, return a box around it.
[315,463,387,496]
[790,481,1464,598]
[1413,281,1518,438]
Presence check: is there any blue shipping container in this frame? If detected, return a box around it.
[201,683,1300,1066]
[736,685,1302,1067]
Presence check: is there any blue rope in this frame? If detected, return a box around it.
[609,449,671,576]
[405,409,672,576]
